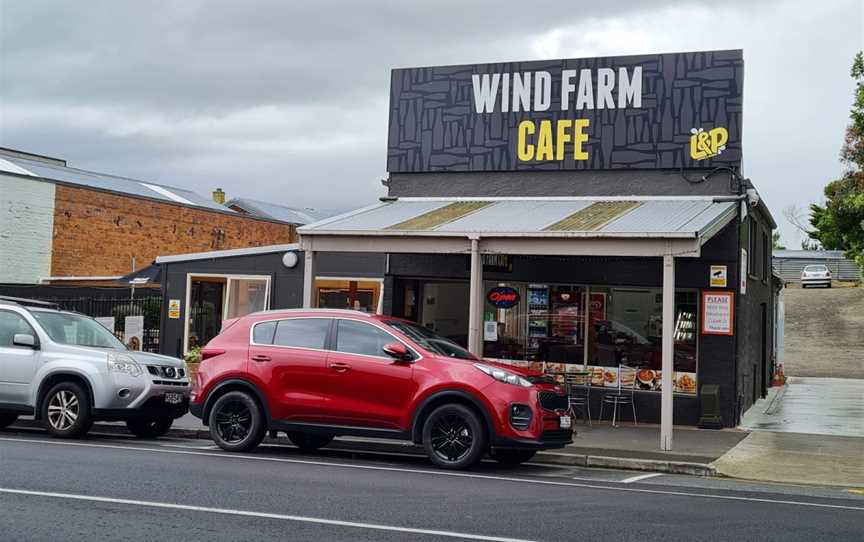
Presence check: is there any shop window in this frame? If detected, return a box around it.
[585,288,697,394]
[225,278,269,319]
[749,219,759,278]
[273,318,330,349]
[315,278,382,313]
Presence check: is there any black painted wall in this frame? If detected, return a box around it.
[159,251,385,358]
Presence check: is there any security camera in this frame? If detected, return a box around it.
[745,188,760,208]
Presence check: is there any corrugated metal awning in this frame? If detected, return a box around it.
[300,197,736,239]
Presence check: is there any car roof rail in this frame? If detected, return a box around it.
[0,295,61,310]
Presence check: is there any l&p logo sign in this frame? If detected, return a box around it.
[689,127,728,160]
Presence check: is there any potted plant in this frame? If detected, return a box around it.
[184,346,202,377]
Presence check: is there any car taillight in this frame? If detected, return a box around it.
[200,348,225,360]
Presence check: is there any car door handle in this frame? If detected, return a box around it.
[251,354,271,362]
[330,362,351,372]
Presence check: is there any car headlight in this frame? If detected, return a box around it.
[474,363,533,387]
[107,351,143,377]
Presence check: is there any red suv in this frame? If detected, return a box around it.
[190,309,572,469]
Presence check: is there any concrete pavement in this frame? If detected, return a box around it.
[713,378,864,487]
[1,431,862,541]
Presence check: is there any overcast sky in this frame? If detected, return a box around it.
[1,0,862,246]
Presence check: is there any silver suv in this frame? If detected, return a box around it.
[0,297,190,439]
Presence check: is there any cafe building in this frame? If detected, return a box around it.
[161,50,778,448]
[299,49,780,446]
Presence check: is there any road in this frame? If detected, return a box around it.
[1,428,862,541]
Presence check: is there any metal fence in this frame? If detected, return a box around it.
[34,296,162,353]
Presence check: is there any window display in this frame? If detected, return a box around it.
[478,281,698,395]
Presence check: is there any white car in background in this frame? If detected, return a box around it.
[800,264,832,288]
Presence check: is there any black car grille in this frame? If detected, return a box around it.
[541,429,574,442]
[538,391,569,412]
[147,366,185,379]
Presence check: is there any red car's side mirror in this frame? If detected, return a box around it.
[382,342,412,362]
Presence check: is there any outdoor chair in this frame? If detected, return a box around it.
[599,364,638,427]
[563,371,592,426]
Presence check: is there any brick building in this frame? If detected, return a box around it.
[0,148,296,286]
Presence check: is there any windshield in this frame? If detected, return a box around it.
[384,321,476,360]
[31,311,126,349]
[804,265,828,272]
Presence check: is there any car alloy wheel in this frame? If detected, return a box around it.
[431,414,474,462]
[208,391,266,452]
[422,404,487,470]
[48,390,79,431]
[41,381,93,438]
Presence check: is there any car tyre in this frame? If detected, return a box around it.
[126,417,174,438]
[422,404,487,470]
[0,413,18,429]
[208,391,266,452]
[489,449,536,466]
[287,432,334,451]
[41,381,93,439]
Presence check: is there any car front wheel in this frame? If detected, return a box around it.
[0,413,18,429]
[42,381,93,438]
[208,391,266,452]
[422,404,487,470]
[126,417,174,438]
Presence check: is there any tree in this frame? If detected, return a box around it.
[808,52,864,267]
[772,231,785,250]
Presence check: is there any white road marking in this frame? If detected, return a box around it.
[619,473,664,484]
[0,487,536,542]
[2,436,863,512]
[159,443,220,450]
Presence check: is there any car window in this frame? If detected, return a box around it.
[335,319,398,358]
[272,318,330,349]
[384,320,475,360]
[0,311,36,348]
[30,311,125,349]
[252,321,277,344]
[804,265,827,272]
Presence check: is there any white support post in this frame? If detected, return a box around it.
[302,250,316,308]
[467,238,483,355]
[660,253,675,450]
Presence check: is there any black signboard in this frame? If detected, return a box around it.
[387,50,743,173]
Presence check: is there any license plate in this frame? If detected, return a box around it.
[559,415,572,429]
[164,393,184,405]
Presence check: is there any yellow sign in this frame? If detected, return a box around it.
[710,265,728,288]
[168,299,181,319]
[690,127,728,160]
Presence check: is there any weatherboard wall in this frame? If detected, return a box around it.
[0,173,55,283]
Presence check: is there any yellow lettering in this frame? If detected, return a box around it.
[536,120,554,160]
[573,119,590,160]
[555,119,572,160]
[517,120,535,161]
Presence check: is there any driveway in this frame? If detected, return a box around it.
[782,286,864,378]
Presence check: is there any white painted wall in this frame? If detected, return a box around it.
[0,173,55,283]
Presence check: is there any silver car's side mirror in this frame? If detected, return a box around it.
[13,333,38,349]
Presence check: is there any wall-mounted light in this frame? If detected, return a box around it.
[282,251,299,268]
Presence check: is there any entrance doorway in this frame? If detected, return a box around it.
[418,282,470,347]
[188,278,225,351]
[184,274,271,353]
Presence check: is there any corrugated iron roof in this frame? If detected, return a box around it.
[225,197,341,225]
[300,197,737,238]
[0,154,228,211]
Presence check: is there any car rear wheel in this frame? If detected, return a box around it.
[422,404,487,470]
[287,432,334,451]
[489,450,536,466]
[42,381,93,439]
[208,391,266,452]
[126,417,174,438]
[0,413,18,429]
